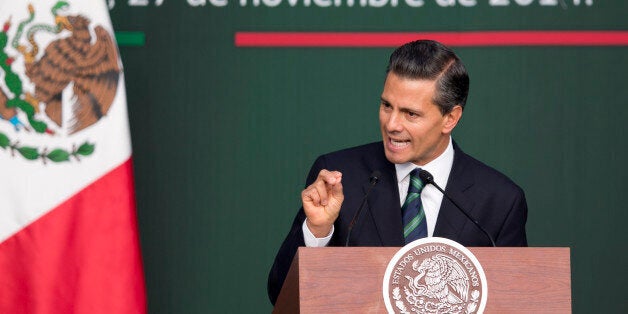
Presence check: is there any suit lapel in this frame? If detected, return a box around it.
[361,144,404,246]
[353,142,480,246]
[433,143,476,242]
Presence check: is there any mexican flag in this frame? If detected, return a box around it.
[0,1,146,313]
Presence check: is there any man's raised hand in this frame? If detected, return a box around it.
[301,170,344,237]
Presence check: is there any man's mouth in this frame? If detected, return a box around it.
[389,138,410,148]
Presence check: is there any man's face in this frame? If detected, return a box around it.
[379,72,460,166]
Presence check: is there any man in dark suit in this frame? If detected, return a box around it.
[267,39,528,305]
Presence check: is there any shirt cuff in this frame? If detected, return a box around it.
[302,219,333,247]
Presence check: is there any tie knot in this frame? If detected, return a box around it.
[409,168,425,194]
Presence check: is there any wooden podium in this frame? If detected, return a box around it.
[273,247,571,313]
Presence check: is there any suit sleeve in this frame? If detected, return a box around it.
[495,186,528,246]
[267,155,328,305]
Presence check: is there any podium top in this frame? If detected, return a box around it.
[273,247,571,314]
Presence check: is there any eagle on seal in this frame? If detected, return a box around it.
[405,254,470,306]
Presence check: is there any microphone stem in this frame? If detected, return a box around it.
[430,184,497,247]
[344,181,377,247]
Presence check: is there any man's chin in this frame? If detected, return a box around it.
[384,150,409,165]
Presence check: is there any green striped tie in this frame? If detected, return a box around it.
[402,168,427,243]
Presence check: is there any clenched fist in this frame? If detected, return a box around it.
[301,169,344,237]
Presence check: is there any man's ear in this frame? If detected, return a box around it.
[442,105,463,134]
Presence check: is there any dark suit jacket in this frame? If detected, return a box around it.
[267,141,528,305]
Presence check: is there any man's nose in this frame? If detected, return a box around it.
[385,112,403,132]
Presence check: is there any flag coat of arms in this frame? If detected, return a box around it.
[0,1,146,312]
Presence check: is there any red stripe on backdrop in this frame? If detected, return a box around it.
[235,31,628,47]
[0,159,146,313]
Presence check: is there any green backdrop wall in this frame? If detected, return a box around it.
[108,1,627,312]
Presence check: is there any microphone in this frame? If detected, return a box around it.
[418,169,497,247]
[344,170,381,247]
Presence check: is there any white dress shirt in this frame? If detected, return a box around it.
[303,138,455,247]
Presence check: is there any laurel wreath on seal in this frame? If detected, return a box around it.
[466,289,480,314]
[0,131,94,163]
[391,281,481,314]
[392,287,411,314]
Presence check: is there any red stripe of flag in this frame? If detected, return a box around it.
[0,159,146,313]
[235,31,628,47]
